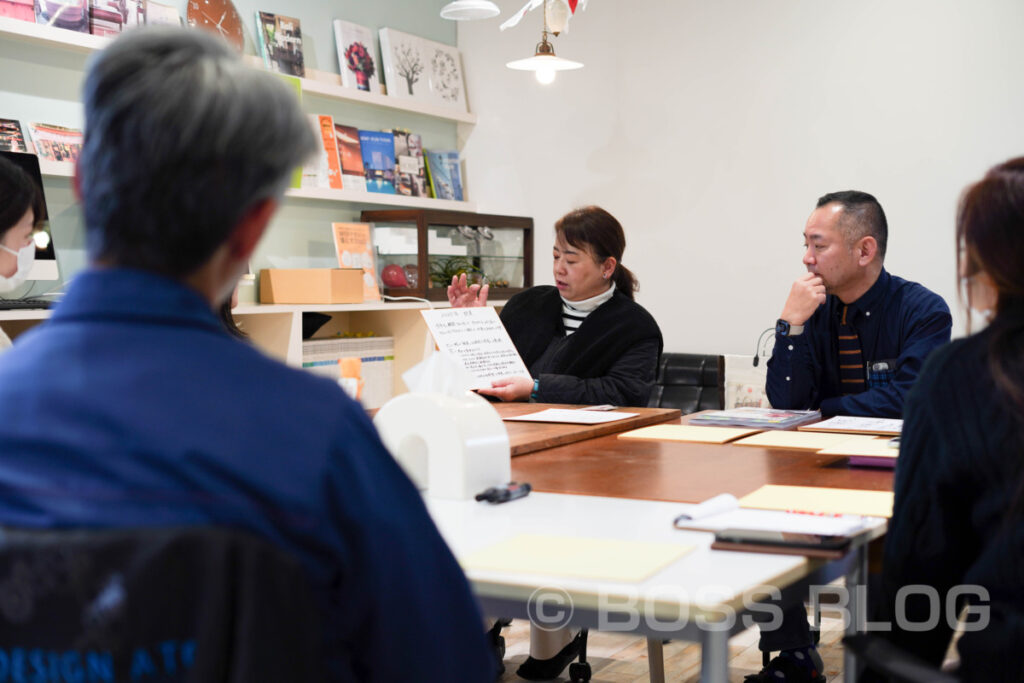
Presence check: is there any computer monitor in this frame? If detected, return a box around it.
[0,150,59,283]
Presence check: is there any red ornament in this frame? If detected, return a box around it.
[381,264,409,288]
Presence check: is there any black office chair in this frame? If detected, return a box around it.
[0,526,324,682]
[842,634,959,683]
[646,353,725,413]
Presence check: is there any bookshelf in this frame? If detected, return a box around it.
[0,300,507,397]
[0,14,487,391]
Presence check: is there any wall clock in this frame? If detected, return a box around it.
[186,0,244,52]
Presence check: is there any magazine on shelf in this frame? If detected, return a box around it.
[331,222,380,302]
[357,130,396,194]
[35,0,89,33]
[301,115,343,190]
[689,407,821,429]
[255,11,305,77]
[333,19,380,93]
[379,27,467,111]
[2,0,34,22]
[89,0,143,36]
[332,124,366,192]
[424,149,463,201]
[143,0,180,26]
[391,129,426,197]
[0,119,28,153]
[27,122,83,163]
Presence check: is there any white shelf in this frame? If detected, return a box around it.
[0,16,108,52]
[1,17,476,125]
[0,308,51,321]
[35,163,476,211]
[286,187,475,211]
[234,299,506,315]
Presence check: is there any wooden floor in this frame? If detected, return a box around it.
[496,611,851,683]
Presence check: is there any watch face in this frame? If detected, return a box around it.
[186,0,244,51]
[776,319,790,336]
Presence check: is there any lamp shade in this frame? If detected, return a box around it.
[506,54,583,71]
[440,0,500,20]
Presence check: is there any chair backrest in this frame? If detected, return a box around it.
[0,526,323,682]
[646,353,725,414]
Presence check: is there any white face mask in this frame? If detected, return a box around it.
[0,244,36,294]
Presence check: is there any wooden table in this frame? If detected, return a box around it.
[510,411,895,503]
[494,403,681,457]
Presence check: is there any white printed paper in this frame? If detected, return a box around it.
[420,307,530,389]
[503,409,638,425]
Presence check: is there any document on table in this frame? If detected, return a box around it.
[732,430,862,451]
[739,484,894,518]
[504,409,639,424]
[817,436,899,457]
[618,424,762,444]
[460,534,693,582]
[420,307,530,390]
[798,416,903,436]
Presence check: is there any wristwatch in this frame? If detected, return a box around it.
[775,319,804,336]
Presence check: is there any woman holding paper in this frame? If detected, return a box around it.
[871,157,1024,680]
[448,205,663,407]
[449,206,662,680]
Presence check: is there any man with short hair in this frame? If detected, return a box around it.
[0,28,494,681]
[750,192,952,682]
[767,191,952,417]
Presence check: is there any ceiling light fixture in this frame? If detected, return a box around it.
[506,28,583,85]
[440,0,500,21]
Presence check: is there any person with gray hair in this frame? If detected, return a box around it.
[0,27,495,681]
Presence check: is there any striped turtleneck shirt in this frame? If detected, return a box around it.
[561,282,615,335]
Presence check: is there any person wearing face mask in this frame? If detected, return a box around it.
[866,157,1024,681]
[448,205,663,408]
[0,155,43,350]
[448,205,663,680]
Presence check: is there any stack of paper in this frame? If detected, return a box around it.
[738,484,894,518]
[690,408,820,429]
[732,430,861,451]
[798,416,902,436]
[617,424,761,444]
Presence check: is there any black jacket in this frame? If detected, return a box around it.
[871,324,1024,681]
[500,285,662,407]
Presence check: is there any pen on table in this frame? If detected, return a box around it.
[580,404,617,411]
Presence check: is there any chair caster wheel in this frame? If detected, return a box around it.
[568,661,591,682]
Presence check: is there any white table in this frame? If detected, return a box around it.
[429,492,880,683]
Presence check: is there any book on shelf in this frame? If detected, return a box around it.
[331,222,381,302]
[333,19,380,94]
[357,130,396,195]
[0,118,29,153]
[1,0,34,22]
[332,124,366,192]
[143,0,180,26]
[689,407,821,429]
[27,122,82,164]
[255,10,305,77]
[424,149,463,201]
[301,115,343,190]
[391,129,427,197]
[88,0,143,36]
[34,0,89,33]
[379,27,468,112]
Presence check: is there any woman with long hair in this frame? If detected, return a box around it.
[872,157,1024,680]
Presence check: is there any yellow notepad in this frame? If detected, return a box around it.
[617,424,761,444]
[739,485,894,518]
[818,436,900,457]
[460,534,693,582]
[732,430,860,451]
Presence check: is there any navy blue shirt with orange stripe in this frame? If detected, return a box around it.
[766,268,952,417]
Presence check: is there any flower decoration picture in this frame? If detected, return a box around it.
[430,49,461,103]
[345,42,376,92]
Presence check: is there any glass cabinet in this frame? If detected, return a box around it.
[360,209,534,302]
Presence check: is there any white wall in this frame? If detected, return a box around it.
[459,0,1024,355]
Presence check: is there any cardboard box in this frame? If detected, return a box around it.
[259,268,363,304]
